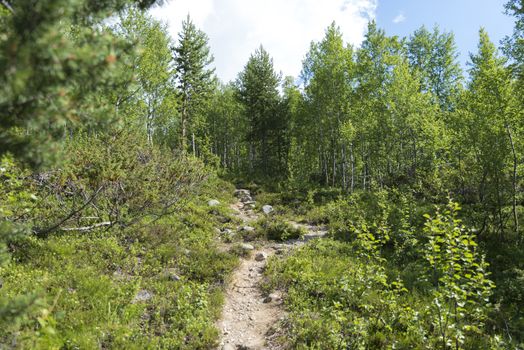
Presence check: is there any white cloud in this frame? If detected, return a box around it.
[150,0,377,82]
[393,12,406,24]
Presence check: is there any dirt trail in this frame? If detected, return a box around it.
[216,190,327,350]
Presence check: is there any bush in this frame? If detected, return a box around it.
[257,216,304,241]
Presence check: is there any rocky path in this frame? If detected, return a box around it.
[216,190,327,350]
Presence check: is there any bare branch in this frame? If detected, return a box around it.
[1,0,14,14]
[35,186,105,236]
[60,221,112,232]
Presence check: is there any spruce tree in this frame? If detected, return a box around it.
[236,46,286,178]
[172,15,215,154]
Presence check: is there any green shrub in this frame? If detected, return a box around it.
[257,216,304,241]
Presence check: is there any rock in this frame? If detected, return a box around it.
[269,292,282,302]
[241,225,255,232]
[164,268,181,281]
[241,243,255,251]
[240,195,254,203]
[133,290,152,303]
[262,205,274,214]
[243,200,256,206]
[234,189,250,198]
[222,228,234,236]
[214,227,222,234]
[208,199,220,207]
[255,252,267,261]
[222,344,235,350]
[263,292,281,303]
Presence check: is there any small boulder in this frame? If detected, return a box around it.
[240,196,254,203]
[241,226,255,232]
[262,205,274,214]
[241,243,255,251]
[243,200,256,207]
[133,290,152,303]
[255,252,267,261]
[208,199,220,207]
[222,228,234,236]
[234,189,250,198]
[164,268,181,282]
[222,344,235,350]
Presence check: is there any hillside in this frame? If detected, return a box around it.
[1,1,524,349]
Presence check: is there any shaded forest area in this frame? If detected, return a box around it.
[1,0,524,348]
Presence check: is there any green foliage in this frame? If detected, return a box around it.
[424,201,496,349]
[0,170,238,348]
[256,216,304,242]
[265,202,504,349]
[236,46,289,178]
[173,15,215,154]
[113,8,178,146]
[407,25,463,110]
[0,0,158,168]
[264,239,425,349]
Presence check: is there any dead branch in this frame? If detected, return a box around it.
[60,221,112,232]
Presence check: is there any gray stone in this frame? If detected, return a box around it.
[262,205,274,214]
[222,228,234,235]
[240,196,254,203]
[241,243,255,251]
[241,225,255,232]
[234,189,250,198]
[208,199,220,207]
[133,290,152,303]
[165,268,181,282]
[222,344,235,350]
[255,252,267,261]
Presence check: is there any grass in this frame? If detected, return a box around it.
[0,178,240,349]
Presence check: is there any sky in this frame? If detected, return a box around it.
[150,0,515,83]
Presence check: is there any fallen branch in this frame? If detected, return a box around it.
[35,186,104,236]
[60,221,112,232]
[1,0,14,14]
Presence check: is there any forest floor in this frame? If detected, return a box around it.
[216,190,327,350]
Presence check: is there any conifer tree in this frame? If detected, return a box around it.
[172,15,215,154]
[236,46,287,178]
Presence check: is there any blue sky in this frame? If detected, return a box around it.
[376,0,514,71]
[151,0,516,82]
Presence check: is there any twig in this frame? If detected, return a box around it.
[1,0,14,14]
[60,221,112,232]
[35,186,105,236]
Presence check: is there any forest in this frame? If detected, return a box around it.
[1,0,524,349]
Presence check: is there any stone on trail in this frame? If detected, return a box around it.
[234,189,250,197]
[221,344,235,350]
[240,196,254,203]
[255,252,267,261]
[240,225,255,232]
[241,243,255,251]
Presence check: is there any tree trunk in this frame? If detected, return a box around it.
[505,122,519,239]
